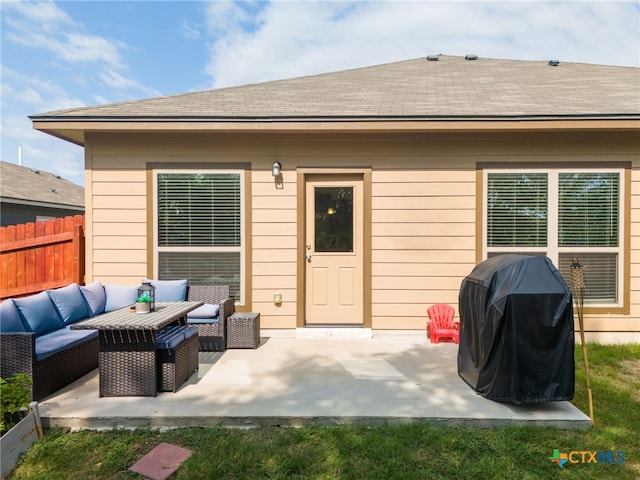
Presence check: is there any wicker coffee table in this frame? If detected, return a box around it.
[226,312,260,349]
[71,301,202,396]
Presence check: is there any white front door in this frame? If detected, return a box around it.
[305,175,363,325]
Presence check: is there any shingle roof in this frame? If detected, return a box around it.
[0,161,84,208]
[32,56,639,122]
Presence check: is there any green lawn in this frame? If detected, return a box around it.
[9,344,640,479]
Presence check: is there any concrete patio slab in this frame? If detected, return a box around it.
[37,333,592,430]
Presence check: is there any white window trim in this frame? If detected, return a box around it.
[483,167,624,308]
[152,168,245,305]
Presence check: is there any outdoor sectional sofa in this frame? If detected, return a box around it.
[0,280,234,401]
[0,283,101,402]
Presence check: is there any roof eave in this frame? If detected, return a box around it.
[1,196,85,210]
[31,115,640,146]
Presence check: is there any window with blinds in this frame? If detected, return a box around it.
[485,169,622,306]
[155,172,243,302]
[487,173,548,247]
[558,173,619,247]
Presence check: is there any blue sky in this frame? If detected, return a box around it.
[2,0,639,187]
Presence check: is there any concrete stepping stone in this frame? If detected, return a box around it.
[129,442,192,480]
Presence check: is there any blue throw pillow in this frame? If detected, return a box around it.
[13,292,63,335]
[80,281,107,317]
[104,284,138,312]
[0,299,27,333]
[47,283,89,325]
[142,279,188,302]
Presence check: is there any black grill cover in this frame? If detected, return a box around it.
[457,255,575,404]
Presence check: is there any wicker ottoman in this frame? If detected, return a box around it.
[226,312,260,349]
[156,326,199,392]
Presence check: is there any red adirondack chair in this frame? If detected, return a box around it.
[427,303,459,344]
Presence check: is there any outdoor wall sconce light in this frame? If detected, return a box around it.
[271,161,282,177]
[273,292,282,306]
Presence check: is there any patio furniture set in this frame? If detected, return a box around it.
[185,285,261,351]
[0,281,259,400]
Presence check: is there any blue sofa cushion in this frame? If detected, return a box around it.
[0,299,27,333]
[104,284,138,312]
[187,303,220,319]
[183,326,199,339]
[156,325,187,350]
[187,315,219,325]
[13,292,63,335]
[35,327,98,361]
[80,281,106,317]
[143,279,188,302]
[47,283,89,325]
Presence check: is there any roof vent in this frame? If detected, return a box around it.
[465,54,478,61]
[30,169,40,174]
[426,55,439,62]
[49,187,57,193]
[548,60,560,66]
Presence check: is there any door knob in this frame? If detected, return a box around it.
[305,253,312,262]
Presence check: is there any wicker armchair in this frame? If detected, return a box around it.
[186,285,235,352]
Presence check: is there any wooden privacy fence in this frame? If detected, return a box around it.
[0,215,85,300]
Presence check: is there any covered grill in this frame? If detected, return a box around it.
[457,255,575,404]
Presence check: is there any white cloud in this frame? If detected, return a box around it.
[0,66,85,113]
[1,114,42,142]
[1,0,73,32]
[93,95,112,105]
[61,33,126,67]
[2,1,144,95]
[5,30,126,68]
[15,88,44,105]
[204,0,264,37]
[179,17,201,40]
[40,96,86,113]
[100,68,138,89]
[17,140,84,185]
[99,69,161,98]
[203,1,640,88]
[0,1,149,184]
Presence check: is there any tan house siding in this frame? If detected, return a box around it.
[371,168,476,329]
[252,169,298,327]
[85,144,150,284]
[80,131,639,337]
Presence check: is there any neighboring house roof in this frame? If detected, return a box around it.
[31,55,640,144]
[0,161,84,210]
